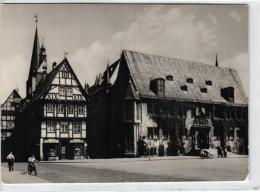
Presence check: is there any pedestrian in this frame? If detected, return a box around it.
[223,147,227,158]
[217,147,222,158]
[28,155,37,176]
[6,152,15,172]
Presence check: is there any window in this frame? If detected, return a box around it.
[68,105,74,114]
[59,87,66,96]
[200,88,208,93]
[62,72,69,78]
[78,106,84,115]
[157,79,165,95]
[58,104,64,113]
[150,78,165,96]
[67,88,73,96]
[166,75,173,81]
[186,78,193,84]
[181,85,188,91]
[147,127,159,140]
[47,104,53,112]
[205,80,212,86]
[47,121,56,132]
[73,122,81,133]
[136,103,142,121]
[60,122,69,133]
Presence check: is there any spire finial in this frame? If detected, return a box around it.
[64,51,68,58]
[215,53,219,67]
[35,14,38,25]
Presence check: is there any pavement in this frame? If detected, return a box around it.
[1,166,48,183]
[1,155,248,183]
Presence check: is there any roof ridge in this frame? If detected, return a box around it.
[122,49,235,71]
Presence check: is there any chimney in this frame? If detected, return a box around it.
[52,62,57,69]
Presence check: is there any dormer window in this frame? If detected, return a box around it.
[181,85,188,91]
[150,78,165,96]
[200,88,208,93]
[205,80,212,86]
[221,87,234,102]
[166,75,173,81]
[186,78,193,84]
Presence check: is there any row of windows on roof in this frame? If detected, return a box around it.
[165,76,212,86]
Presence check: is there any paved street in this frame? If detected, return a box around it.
[1,156,248,183]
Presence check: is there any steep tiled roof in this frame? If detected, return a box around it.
[123,50,247,106]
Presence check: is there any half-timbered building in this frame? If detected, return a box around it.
[1,89,22,141]
[9,22,87,161]
[88,50,248,158]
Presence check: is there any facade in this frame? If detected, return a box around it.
[3,23,87,161]
[1,89,22,141]
[88,50,248,158]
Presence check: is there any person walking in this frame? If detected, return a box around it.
[6,152,15,171]
[28,155,37,176]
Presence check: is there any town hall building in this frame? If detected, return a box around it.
[88,50,248,158]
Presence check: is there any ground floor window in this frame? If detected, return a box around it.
[147,127,159,140]
[74,144,83,156]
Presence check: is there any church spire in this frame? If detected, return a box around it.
[26,15,41,98]
[29,15,40,76]
[215,53,219,67]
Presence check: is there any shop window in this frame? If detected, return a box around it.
[47,121,56,132]
[74,145,82,156]
[73,122,81,133]
[47,103,53,112]
[49,149,57,157]
[147,127,159,140]
[60,122,69,133]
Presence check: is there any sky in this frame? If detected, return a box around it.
[0,4,248,103]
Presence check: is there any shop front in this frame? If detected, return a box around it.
[42,139,86,160]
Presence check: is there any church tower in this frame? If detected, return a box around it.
[26,15,48,98]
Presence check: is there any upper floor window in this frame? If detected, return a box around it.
[166,75,173,81]
[61,72,70,78]
[47,104,53,112]
[205,80,212,86]
[47,121,56,133]
[221,87,234,102]
[60,122,69,133]
[147,127,159,140]
[186,78,194,84]
[68,105,74,114]
[181,85,188,91]
[73,122,81,133]
[67,88,73,96]
[58,104,64,113]
[78,106,84,115]
[59,87,66,96]
[136,103,142,121]
[150,78,165,96]
[200,88,208,93]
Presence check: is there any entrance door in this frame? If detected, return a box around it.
[197,131,209,149]
[60,141,73,159]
